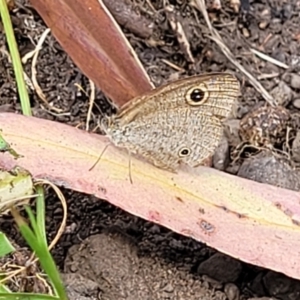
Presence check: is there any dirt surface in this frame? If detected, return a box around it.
[1,0,300,299]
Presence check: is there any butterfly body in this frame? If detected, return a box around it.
[102,73,240,171]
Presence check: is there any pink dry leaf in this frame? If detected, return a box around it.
[0,113,300,280]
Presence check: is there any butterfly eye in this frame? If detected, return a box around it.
[190,89,205,102]
[179,147,191,157]
[186,84,209,106]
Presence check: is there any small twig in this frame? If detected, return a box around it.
[36,273,53,295]
[26,28,62,113]
[165,4,195,63]
[257,73,280,80]
[86,79,95,131]
[250,48,289,69]
[23,71,34,91]
[145,0,157,13]
[161,59,185,72]
[40,180,67,251]
[194,0,276,106]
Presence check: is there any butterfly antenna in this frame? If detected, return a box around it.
[89,144,110,171]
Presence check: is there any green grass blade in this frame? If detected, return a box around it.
[0,285,11,293]
[11,208,68,300]
[35,186,47,244]
[0,292,59,299]
[0,0,32,116]
[0,232,15,256]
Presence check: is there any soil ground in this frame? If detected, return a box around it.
[1,0,300,299]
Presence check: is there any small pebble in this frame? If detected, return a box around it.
[239,106,290,146]
[259,21,269,29]
[237,152,300,191]
[282,3,293,20]
[270,81,293,106]
[242,27,250,38]
[263,271,300,299]
[272,50,286,64]
[292,98,300,109]
[213,136,230,171]
[197,253,242,283]
[202,275,223,289]
[290,73,300,89]
[248,272,266,297]
[292,131,300,162]
[223,119,241,147]
[224,283,240,300]
[162,283,174,293]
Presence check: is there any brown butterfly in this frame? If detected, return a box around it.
[102,73,240,171]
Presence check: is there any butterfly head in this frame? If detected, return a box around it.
[101,115,128,146]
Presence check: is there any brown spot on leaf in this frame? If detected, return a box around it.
[283,208,293,217]
[198,207,205,214]
[98,186,107,195]
[197,219,215,234]
[292,219,300,226]
[215,204,247,219]
[175,196,184,203]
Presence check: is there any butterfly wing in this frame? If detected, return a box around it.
[104,73,240,170]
